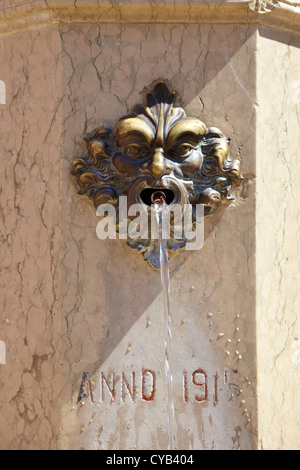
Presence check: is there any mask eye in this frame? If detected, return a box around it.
[124,144,148,158]
[173,144,195,158]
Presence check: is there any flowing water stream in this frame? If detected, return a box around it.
[152,192,175,450]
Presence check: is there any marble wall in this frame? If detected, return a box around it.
[0,27,63,449]
[0,13,299,450]
[59,23,257,450]
[256,27,300,450]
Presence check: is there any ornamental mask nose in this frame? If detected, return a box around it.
[72,81,242,270]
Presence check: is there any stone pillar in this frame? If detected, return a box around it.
[0,26,63,449]
[0,0,299,450]
[256,27,300,450]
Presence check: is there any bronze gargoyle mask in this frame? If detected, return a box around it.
[72,81,242,269]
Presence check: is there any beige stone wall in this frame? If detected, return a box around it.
[0,22,258,450]
[256,26,300,450]
[0,2,299,451]
[59,23,257,450]
[0,27,63,449]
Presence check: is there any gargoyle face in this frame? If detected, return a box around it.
[112,89,207,208]
[72,82,242,269]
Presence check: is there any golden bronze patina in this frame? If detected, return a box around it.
[72,81,242,269]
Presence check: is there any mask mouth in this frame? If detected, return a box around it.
[140,188,175,206]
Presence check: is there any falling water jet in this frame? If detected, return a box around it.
[151,191,175,450]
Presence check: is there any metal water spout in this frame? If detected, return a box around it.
[72,81,242,270]
[151,190,167,207]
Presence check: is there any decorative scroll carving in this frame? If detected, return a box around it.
[248,0,280,12]
[72,81,242,269]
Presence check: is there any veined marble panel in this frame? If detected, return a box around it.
[0,26,63,449]
[59,23,257,450]
[1,18,298,450]
[256,26,300,450]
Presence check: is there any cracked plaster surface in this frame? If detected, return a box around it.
[58,23,257,450]
[0,19,298,450]
[0,22,257,450]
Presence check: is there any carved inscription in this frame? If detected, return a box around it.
[77,368,240,405]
